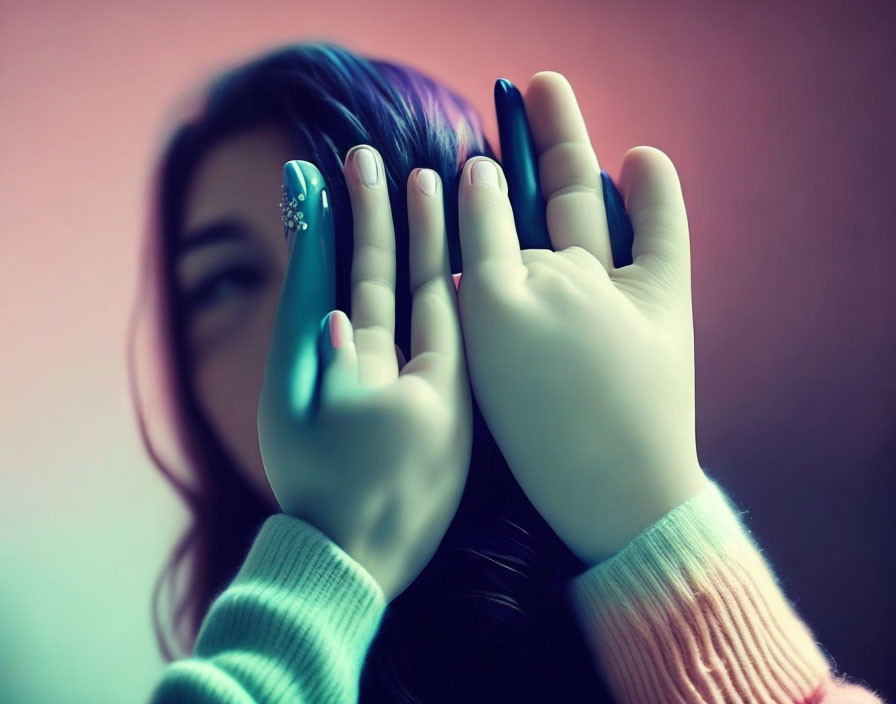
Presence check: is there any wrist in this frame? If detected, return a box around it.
[580,462,708,567]
[565,477,833,704]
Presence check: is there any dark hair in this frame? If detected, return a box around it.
[128,41,612,702]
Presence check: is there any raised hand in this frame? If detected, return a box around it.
[258,148,473,602]
[455,72,708,566]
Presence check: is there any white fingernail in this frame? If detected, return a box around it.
[353,147,380,188]
[471,159,499,188]
[417,169,437,197]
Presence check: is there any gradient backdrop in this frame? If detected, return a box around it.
[1,0,894,702]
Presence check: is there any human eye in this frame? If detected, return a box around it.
[183,264,266,311]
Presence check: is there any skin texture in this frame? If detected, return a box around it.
[257,148,473,603]
[455,72,707,565]
[178,70,708,587]
[179,126,291,513]
[180,131,473,602]
[178,129,420,515]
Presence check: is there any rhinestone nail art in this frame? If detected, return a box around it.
[280,183,308,233]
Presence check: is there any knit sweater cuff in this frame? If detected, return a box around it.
[566,477,835,703]
[189,513,386,703]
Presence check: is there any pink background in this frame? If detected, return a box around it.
[1,0,893,701]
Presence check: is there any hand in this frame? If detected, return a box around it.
[455,72,707,566]
[258,147,473,602]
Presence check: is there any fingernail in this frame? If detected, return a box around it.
[471,159,499,188]
[417,168,437,196]
[324,310,352,349]
[320,311,348,367]
[353,147,380,188]
[281,160,310,244]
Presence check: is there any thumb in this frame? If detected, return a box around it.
[457,157,524,279]
[263,159,335,423]
[318,310,359,409]
[618,146,691,288]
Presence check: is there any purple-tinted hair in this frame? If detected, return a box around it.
[128,41,610,702]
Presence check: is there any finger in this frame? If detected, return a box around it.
[494,78,552,251]
[524,71,614,270]
[263,159,335,423]
[344,145,398,388]
[404,168,463,392]
[617,146,691,289]
[318,310,359,408]
[497,77,635,269]
[457,156,524,281]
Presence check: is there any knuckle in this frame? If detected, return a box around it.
[526,257,577,295]
[352,276,395,305]
[354,239,397,270]
[539,142,600,188]
[563,245,595,267]
[354,323,394,347]
[410,274,450,304]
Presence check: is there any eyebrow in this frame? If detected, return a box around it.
[179,218,251,255]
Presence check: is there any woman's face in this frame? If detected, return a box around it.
[177,125,295,511]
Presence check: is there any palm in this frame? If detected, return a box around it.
[456,72,705,565]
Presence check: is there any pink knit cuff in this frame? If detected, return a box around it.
[565,477,843,703]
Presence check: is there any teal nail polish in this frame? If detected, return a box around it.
[268,160,336,420]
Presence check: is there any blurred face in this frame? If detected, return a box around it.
[177,125,295,511]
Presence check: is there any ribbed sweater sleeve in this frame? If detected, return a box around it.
[565,477,886,703]
[147,513,387,704]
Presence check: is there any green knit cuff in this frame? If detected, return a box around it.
[191,513,386,702]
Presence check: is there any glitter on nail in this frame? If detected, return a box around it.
[280,189,307,233]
